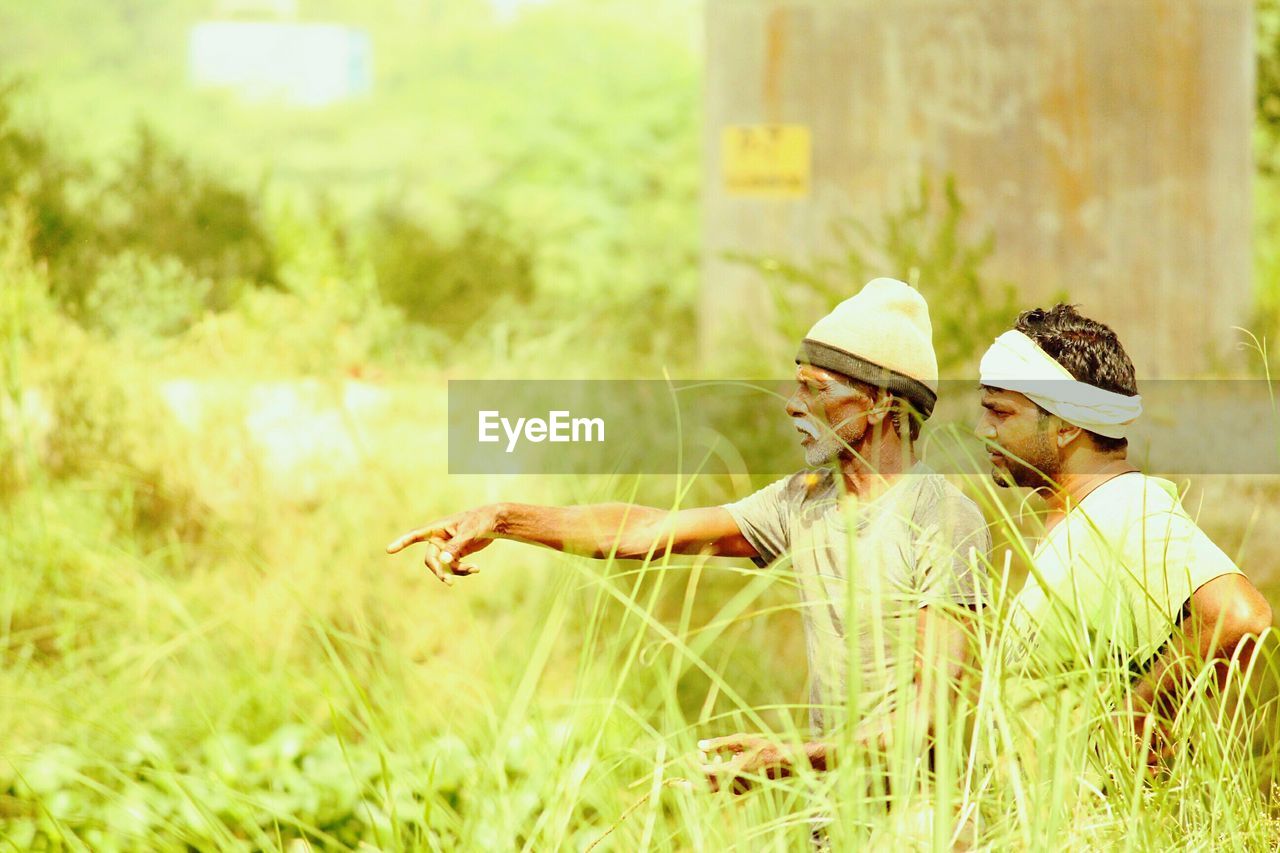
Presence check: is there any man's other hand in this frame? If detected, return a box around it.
[698,734,799,794]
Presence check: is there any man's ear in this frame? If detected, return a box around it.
[866,389,891,426]
[1056,421,1083,449]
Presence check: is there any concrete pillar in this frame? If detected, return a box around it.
[702,0,1253,377]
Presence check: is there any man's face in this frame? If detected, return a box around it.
[977,386,1062,488]
[785,365,880,466]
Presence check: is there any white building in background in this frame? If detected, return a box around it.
[188,20,372,107]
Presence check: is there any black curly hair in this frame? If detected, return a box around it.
[1014,304,1138,452]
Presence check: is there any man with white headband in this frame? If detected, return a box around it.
[977,304,1272,767]
[388,278,990,791]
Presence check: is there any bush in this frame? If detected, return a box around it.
[0,79,87,289]
[83,251,212,339]
[369,198,537,337]
[1259,0,1280,176]
[0,200,58,497]
[93,125,276,303]
[0,82,276,317]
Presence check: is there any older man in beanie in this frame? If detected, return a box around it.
[387,278,990,788]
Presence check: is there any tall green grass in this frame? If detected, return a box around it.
[2,250,1277,849]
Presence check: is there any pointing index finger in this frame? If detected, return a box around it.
[386,526,442,554]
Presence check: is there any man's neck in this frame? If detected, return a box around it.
[836,437,916,500]
[1041,455,1138,522]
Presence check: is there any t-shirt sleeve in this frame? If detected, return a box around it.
[911,491,992,608]
[1131,505,1243,624]
[720,475,796,569]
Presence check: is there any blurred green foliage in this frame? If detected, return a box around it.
[1259,0,1280,176]
[0,79,85,282]
[98,126,277,296]
[0,86,275,319]
[0,723,538,850]
[85,251,214,338]
[369,198,536,336]
[0,0,703,355]
[1255,0,1280,353]
[0,11,710,842]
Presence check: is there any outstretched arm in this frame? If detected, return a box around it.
[386,502,758,585]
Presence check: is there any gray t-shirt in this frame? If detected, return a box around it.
[722,464,990,735]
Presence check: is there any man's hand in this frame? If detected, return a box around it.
[386,505,501,586]
[1109,708,1177,774]
[698,734,821,794]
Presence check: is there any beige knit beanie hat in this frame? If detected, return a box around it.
[795,277,940,418]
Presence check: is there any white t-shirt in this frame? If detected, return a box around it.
[1008,472,1242,676]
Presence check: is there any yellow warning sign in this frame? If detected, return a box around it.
[722,124,811,198]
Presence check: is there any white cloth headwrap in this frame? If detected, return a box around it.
[979,330,1142,440]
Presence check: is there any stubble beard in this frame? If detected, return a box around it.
[992,436,1060,490]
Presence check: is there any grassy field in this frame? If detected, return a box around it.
[3,231,1279,848]
[2,1,1280,850]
